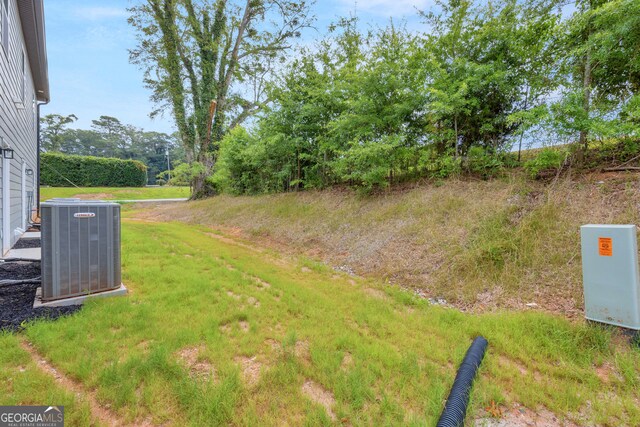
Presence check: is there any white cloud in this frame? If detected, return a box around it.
[336,0,432,17]
[73,6,128,21]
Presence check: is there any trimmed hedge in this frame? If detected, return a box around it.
[41,153,147,187]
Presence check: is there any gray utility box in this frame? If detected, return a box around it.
[580,225,640,329]
[41,200,121,301]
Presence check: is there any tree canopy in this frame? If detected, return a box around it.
[212,0,640,194]
[128,0,314,197]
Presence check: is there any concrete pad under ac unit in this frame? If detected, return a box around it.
[4,247,41,260]
[33,284,128,308]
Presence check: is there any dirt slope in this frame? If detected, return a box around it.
[134,171,640,317]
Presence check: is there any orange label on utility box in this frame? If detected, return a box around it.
[599,237,613,256]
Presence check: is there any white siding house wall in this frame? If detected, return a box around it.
[0,0,39,253]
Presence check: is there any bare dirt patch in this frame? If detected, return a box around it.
[247,296,260,308]
[176,345,215,381]
[475,404,579,427]
[226,290,241,300]
[72,192,114,200]
[498,355,528,376]
[593,362,620,384]
[264,338,280,352]
[364,287,388,300]
[239,321,250,333]
[253,277,271,289]
[301,379,336,421]
[497,356,544,382]
[340,352,354,371]
[219,259,238,271]
[294,340,311,363]
[234,356,262,387]
[137,340,153,354]
[205,232,263,253]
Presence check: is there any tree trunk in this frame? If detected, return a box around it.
[578,1,593,164]
[578,48,592,158]
[296,148,301,191]
[190,154,216,199]
[454,116,459,157]
[191,176,216,199]
[517,85,529,162]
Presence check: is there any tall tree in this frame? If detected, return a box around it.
[91,115,128,157]
[420,0,562,156]
[128,0,313,198]
[40,114,78,152]
[548,0,640,154]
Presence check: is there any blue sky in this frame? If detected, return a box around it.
[43,0,430,134]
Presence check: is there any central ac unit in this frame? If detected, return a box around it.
[41,200,121,301]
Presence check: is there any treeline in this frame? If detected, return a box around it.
[40,114,185,184]
[212,0,640,194]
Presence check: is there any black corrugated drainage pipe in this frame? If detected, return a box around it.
[437,336,488,427]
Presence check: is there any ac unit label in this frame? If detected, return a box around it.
[74,212,96,218]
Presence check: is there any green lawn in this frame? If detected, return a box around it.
[2,218,639,425]
[40,186,190,201]
[0,334,94,425]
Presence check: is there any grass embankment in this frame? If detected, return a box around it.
[2,219,638,425]
[136,171,640,315]
[40,186,190,201]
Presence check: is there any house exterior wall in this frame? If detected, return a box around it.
[0,0,39,253]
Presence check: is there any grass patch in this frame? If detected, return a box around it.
[5,219,638,425]
[0,334,94,425]
[40,186,190,201]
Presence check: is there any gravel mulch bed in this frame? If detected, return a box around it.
[12,238,41,249]
[0,262,81,332]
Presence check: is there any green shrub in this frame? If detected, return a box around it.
[418,148,459,179]
[157,162,202,187]
[465,147,505,179]
[41,153,147,187]
[524,148,565,178]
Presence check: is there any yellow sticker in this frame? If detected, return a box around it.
[598,237,613,257]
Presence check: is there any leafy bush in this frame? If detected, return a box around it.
[330,136,405,192]
[419,149,462,179]
[465,147,505,179]
[41,153,147,187]
[524,148,565,178]
[214,127,299,195]
[157,162,203,187]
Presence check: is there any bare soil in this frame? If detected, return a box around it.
[72,192,114,200]
[176,345,215,381]
[301,379,337,421]
[234,356,262,387]
[476,404,580,427]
